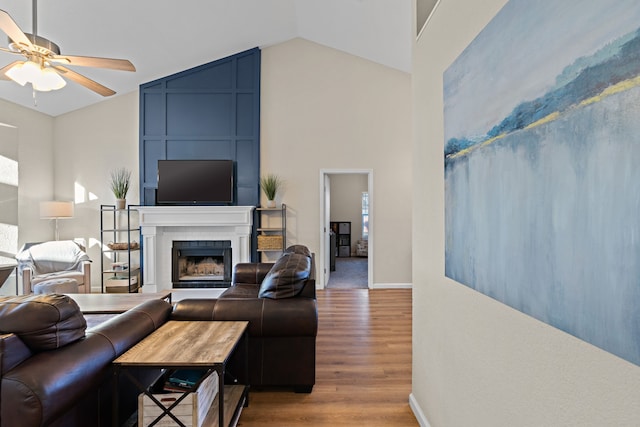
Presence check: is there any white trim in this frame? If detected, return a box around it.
[416,0,442,41]
[409,393,432,427]
[319,169,373,290]
[373,282,412,289]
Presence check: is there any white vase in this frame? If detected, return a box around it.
[266,199,276,208]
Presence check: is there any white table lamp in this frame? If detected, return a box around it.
[40,201,74,240]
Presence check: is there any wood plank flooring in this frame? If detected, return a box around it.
[237,289,417,426]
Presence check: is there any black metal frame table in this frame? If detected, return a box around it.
[112,320,249,427]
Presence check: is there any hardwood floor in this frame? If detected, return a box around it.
[237,289,417,426]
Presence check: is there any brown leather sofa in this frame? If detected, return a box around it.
[172,245,318,392]
[0,294,172,427]
[0,246,317,426]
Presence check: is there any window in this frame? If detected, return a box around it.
[0,124,19,289]
[361,192,369,239]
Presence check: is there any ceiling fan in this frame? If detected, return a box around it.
[0,0,134,96]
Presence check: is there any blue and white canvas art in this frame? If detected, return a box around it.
[444,0,640,366]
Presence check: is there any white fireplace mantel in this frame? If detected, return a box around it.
[137,206,255,292]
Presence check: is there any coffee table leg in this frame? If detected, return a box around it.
[112,366,119,427]
[219,368,225,427]
[244,330,249,407]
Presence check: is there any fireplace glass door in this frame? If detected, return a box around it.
[172,240,232,288]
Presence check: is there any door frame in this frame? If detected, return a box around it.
[318,169,373,290]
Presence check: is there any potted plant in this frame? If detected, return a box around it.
[260,174,282,208]
[109,167,131,209]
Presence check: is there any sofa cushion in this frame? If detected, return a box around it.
[284,244,312,257]
[0,294,86,351]
[259,253,311,299]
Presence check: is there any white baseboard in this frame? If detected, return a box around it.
[409,393,431,427]
[372,282,412,289]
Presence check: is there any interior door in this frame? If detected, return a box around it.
[323,173,331,287]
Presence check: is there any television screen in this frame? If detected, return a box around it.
[156,160,234,205]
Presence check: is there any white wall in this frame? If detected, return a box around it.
[261,38,412,285]
[412,1,640,426]
[53,91,139,290]
[329,173,367,255]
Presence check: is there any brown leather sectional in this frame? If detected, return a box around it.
[173,247,318,392]
[0,295,171,426]
[0,245,317,426]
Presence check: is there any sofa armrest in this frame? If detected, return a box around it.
[232,262,273,285]
[89,299,171,356]
[1,333,116,426]
[0,333,33,375]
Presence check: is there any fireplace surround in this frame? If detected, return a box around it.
[137,206,254,293]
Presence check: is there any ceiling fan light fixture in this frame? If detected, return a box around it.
[33,66,65,91]
[1,2,133,97]
[6,60,66,91]
[5,60,38,85]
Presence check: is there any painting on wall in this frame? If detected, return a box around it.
[444,0,640,366]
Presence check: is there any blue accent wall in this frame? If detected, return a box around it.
[139,48,261,207]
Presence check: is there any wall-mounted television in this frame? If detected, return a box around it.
[156,160,234,205]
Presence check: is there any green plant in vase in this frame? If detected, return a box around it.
[109,167,131,209]
[260,174,282,208]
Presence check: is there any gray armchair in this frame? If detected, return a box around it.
[15,241,92,294]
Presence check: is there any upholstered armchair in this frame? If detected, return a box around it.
[15,241,92,294]
[356,239,368,257]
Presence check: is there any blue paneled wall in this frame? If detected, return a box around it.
[139,48,261,207]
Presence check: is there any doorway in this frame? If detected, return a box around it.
[319,169,373,290]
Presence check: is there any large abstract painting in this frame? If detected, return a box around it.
[444,0,640,366]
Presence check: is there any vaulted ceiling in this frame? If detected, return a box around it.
[0,0,412,117]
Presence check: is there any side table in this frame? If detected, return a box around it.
[113,320,249,427]
[0,264,17,294]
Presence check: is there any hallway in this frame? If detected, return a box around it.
[326,257,368,289]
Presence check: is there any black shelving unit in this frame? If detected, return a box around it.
[100,204,141,293]
[330,221,351,257]
[257,204,287,260]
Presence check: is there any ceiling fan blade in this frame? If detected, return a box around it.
[0,60,22,80]
[51,55,135,72]
[53,65,116,96]
[0,9,34,51]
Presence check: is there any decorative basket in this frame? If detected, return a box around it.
[257,235,283,250]
[108,241,140,250]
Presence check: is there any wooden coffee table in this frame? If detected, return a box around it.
[113,320,249,427]
[65,291,172,314]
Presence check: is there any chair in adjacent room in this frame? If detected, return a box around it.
[356,239,368,257]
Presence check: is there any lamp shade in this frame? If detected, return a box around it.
[40,201,74,219]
